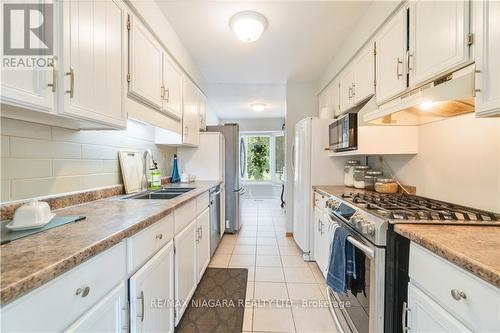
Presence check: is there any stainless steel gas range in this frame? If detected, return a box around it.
[324,191,500,333]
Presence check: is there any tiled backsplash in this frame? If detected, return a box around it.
[0,118,176,202]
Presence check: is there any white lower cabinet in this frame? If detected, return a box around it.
[174,219,198,325]
[407,283,471,333]
[65,282,128,333]
[197,208,211,281]
[129,241,175,333]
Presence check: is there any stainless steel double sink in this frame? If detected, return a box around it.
[123,187,195,200]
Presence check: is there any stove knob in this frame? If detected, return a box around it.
[354,216,364,229]
[365,222,375,236]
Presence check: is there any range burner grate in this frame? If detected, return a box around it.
[345,192,500,222]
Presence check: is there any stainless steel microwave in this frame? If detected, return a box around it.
[329,113,358,152]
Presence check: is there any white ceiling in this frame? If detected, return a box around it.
[156,1,373,119]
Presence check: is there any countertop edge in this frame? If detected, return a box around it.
[394,225,500,288]
[0,182,220,306]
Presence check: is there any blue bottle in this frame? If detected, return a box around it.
[171,154,180,183]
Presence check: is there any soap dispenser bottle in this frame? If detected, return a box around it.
[150,160,161,189]
[171,154,180,183]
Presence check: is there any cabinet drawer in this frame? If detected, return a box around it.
[127,214,173,274]
[175,198,197,234]
[196,192,209,215]
[314,191,328,209]
[1,243,126,332]
[409,242,500,332]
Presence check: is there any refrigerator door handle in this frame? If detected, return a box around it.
[291,142,296,173]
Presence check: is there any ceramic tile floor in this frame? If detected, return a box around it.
[209,198,339,333]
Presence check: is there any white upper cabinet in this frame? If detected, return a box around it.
[318,80,339,118]
[474,0,500,117]
[331,78,340,118]
[353,42,375,105]
[128,15,163,110]
[182,77,200,147]
[61,0,126,129]
[198,90,207,131]
[162,53,183,119]
[375,5,407,104]
[409,0,470,87]
[339,66,355,113]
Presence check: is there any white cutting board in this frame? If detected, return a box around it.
[118,150,143,194]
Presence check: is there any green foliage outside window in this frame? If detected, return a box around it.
[247,136,270,180]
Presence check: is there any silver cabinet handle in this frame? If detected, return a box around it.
[351,83,356,98]
[166,87,170,102]
[47,59,56,92]
[76,286,90,297]
[184,125,188,137]
[402,301,410,332]
[160,84,165,100]
[451,289,467,301]
[137,291,144,322]
[406,50,413,72]
[396,57,403,80]
[195,227,199,242]
[199,226,202,240]
[66,67,74,98]
[155,233,163,240]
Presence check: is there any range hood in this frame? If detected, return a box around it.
[363,65,475,125]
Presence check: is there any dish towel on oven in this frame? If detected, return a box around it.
[326,227,356,295]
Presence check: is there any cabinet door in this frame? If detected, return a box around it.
[182,77,200,147]
[197,208,210,281]
[0,2,54,113]
[330,78,340,118]
[313,208,324,271]
[162,54,183,119]
[62,0,126,128]
[174,219,198,325]
[128,15,163,110]
[407,283,472,333]
[130,242,175,333]
[65,282,127,333]
[475,0,500,117]
[354,42,375,105]
[339,67,355,113]
[375,6,407,104]
[409,1,469,87]
[198,92,207,131]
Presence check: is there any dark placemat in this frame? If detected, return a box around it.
[0,215,86,245]
[175,268,248,333]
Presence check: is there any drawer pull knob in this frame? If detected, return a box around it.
[155,233,163,240]
[451,289,466,301]
[76,286,90,297]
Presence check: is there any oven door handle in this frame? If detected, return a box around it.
[347,236,374,258]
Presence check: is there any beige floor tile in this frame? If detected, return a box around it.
[239,229,258,237]
[279,245,302,256]
[309,262,327,284]
[246,281,255,300]
[283,267,316,283]
[253,307,295,332]
[214,243,234,255]
[256,255,282,267]
[278,238,298,247]
[220,236,238,246]
[292,307,338,332]
[281,255,308,268]
[257,238,277,246]
[242,225,258,231]
[209,253,231,267]
[244,220,259,225]
[256,245,280,256]
[243,306,253,332]
[257,225,275,231]
[233,245,257,255]
[246,266,256,282]
[238,237,257,245]
[257,231,276,238]
[254,282,289,301]
[229,254,256,267]
[287,283,325,303]
[255,267,285,282]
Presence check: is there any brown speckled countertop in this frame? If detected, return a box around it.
[394,224,500,287]
[0,181,220,306]
[313,185,500,288]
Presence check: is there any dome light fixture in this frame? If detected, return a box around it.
[250,103,267,112]
[230,11,268,43]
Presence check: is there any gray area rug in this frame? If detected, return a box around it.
[175,268,248,333]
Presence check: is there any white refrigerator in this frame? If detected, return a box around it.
[292,117,347,260]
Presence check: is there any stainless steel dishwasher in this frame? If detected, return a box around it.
[209,186,221,256]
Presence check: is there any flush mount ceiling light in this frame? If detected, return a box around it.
[419,100,435,111]
[230,11,268,42]
[250,103,266,112]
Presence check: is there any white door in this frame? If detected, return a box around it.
[339,67,355,113]
[62,0,126,129]
[174,219,198,325]
[130,242,175,333]
[197,208,211,281]
[0,2,54,113]
[475,0,500,117]
[128,15,163,110]
[292,119,311,254]
[182,77,200,146]
[409,0,469,87]
[64,282,127,333]
[354,42,375,105]
[407,283,472,333]
[375,6,407,104]
[162,53,183,119]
